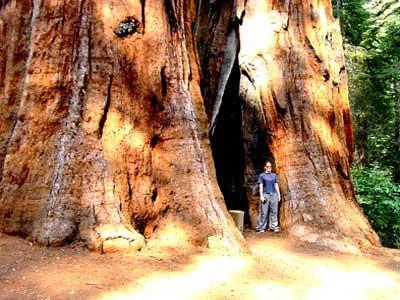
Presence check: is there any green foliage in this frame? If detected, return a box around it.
[332,0,370,45]
[336,0,400,181]
[329,1,400,248]
[338,0,400,249]
[352,167,400,248]
[361,2,400,180]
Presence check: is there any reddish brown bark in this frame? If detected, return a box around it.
[238,0,379,251]
[196,0,379,252]
[0,0,379,253]
[0,0,245,253]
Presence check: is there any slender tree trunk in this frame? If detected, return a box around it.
[393,76,400,182]
[336,0,342,19]
[0,0,380,253]
[353,119,368,167]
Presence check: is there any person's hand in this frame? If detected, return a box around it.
[278,194,281,202]
[260,195,265,203]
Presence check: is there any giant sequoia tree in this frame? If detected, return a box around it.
[0,0,380,253]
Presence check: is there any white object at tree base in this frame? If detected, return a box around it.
[229,210,244,233]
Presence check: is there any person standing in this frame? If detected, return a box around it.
[256,162,281,233]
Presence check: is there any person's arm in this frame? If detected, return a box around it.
[259,183,264,202]
[275,182,281,202]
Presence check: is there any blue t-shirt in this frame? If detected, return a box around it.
[258,172,278,194]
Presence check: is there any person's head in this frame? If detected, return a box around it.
[264,162,273,172]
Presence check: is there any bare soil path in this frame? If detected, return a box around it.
[1,230,399,300]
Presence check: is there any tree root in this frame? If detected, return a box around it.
[89,223,145,253]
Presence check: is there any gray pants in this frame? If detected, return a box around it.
[256,193,279,231]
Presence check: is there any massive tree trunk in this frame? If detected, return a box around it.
[242,1,381,252]
[0,0,379,253]
[198,0,380,252]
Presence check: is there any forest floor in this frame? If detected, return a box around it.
[1,229,399,300]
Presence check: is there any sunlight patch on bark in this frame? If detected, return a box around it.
[101,111,146,154]
[146,221,191,249]
[96,223,145,253]
[310,115,340,152]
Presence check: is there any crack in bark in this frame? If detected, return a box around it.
[151,187,158,202]
[305,36,323,64]
[286,91,296,122]
[98,74,112,139]
[165,0,178,32]
[160,66,168,96]
[141,0,146,34]
[127,171,132,200]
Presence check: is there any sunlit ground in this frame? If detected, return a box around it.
[0,232,399,300]
[96,234,400,300]
[96,255,247,300]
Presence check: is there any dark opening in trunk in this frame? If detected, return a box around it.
[210,59,248,216]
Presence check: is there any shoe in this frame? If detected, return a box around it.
[273,228,280,233]
[256,229,265,233]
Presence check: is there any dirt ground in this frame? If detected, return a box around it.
[1,230,399,300]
